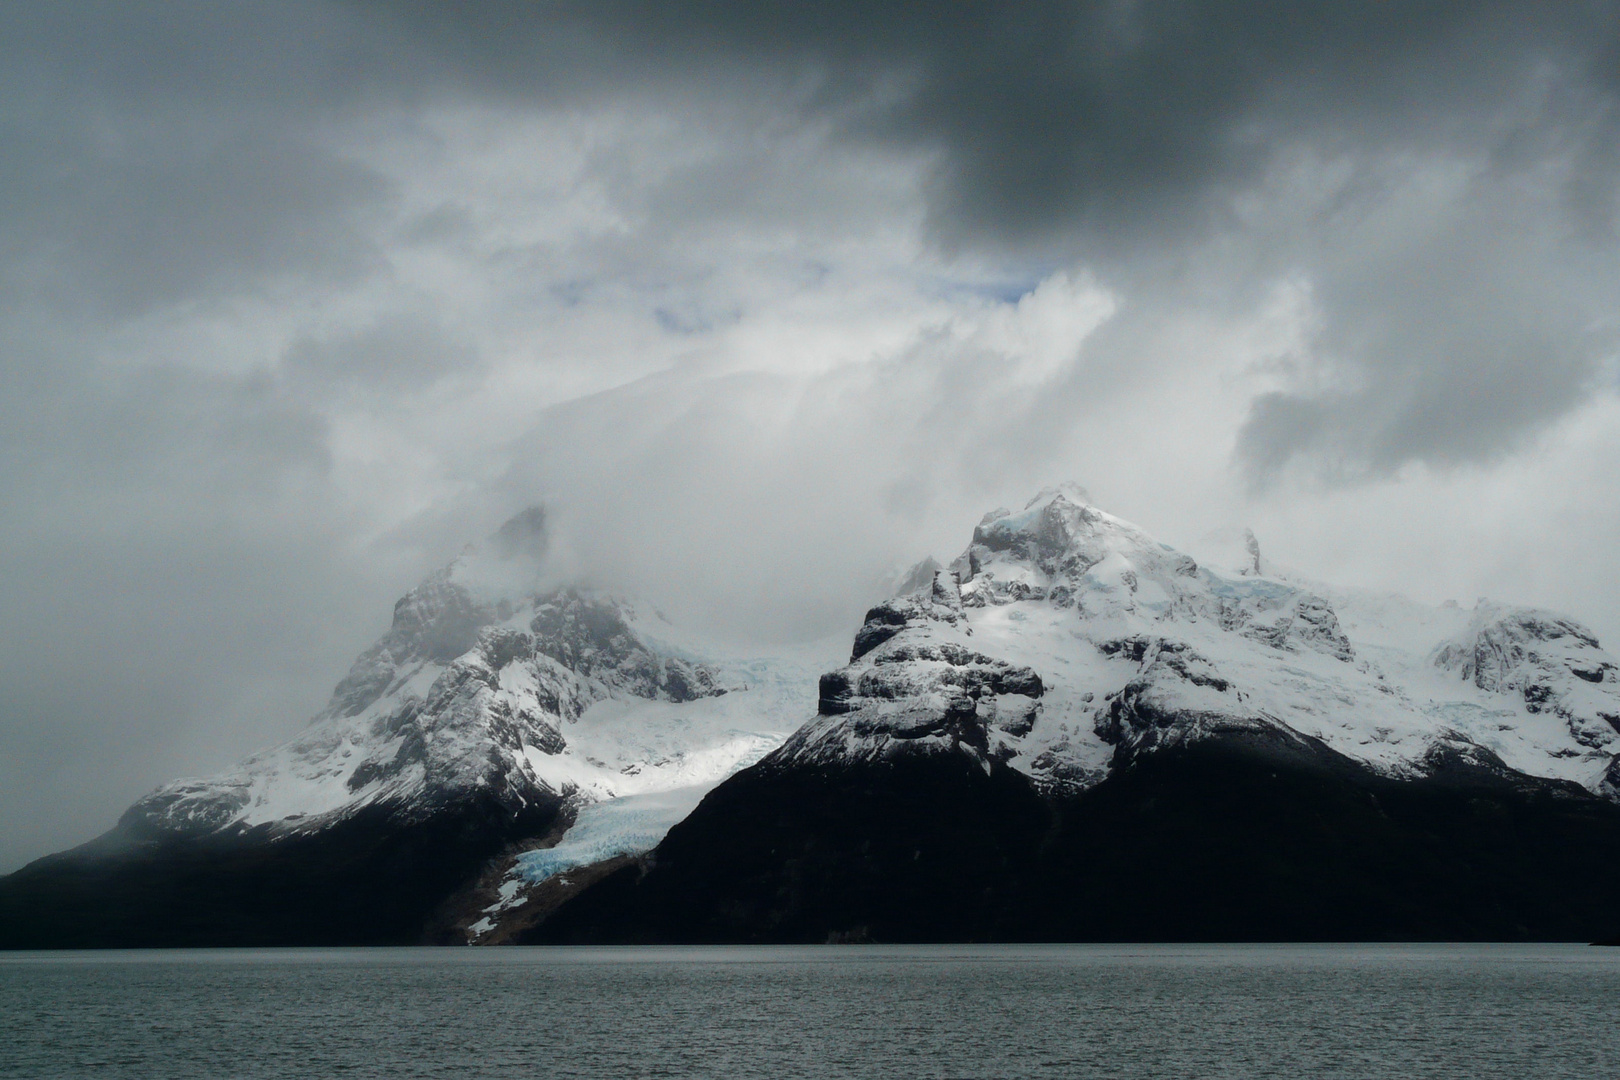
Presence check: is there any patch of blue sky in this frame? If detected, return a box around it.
[921,267,1054,306]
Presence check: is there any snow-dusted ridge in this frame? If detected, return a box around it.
[772,484,1620,798]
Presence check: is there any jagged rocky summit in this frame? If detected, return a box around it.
[0,507,826,948]
[7,486,1620,947]
[531,485,1620,944]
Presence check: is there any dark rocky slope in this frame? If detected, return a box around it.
[530,731,1620,944]
[0,795,561,948]
[0,506,770,950]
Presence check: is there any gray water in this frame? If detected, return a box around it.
[3,944,1618,1078]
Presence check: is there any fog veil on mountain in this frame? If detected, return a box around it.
[6,487,1620,946]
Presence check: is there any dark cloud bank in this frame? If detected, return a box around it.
[11,1,1620,465]
[4,2,1620,868]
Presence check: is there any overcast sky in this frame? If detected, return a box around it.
[4,1,1620,870]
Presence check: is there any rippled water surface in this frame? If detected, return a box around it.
[4,944,1619,1078]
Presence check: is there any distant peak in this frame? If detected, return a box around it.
[445,505,552,604]
[1461,599,1602,649]
[891,556,943,598]
[489,506,549,562]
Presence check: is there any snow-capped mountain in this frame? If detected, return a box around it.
[781,483,1620,795]
[7,486,1620,948]
[128,582,783,838]
[0,507,828,948]
[127,507,826,845]
[530,486,1620,945]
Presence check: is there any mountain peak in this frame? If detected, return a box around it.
[891,556,944,598]
[447,505,555,605]
[490,505,549,562]
[1433,599,1619,753]
[13,484,1620,950]
[951,484,1195,612]
[781,485,1610,801]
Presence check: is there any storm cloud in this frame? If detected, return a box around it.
[4,2,1620,868]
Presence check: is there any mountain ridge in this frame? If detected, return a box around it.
[528,485,1620,944]
[5,486,1620,947]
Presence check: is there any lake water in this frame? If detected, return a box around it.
[3,944,1618,1078]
